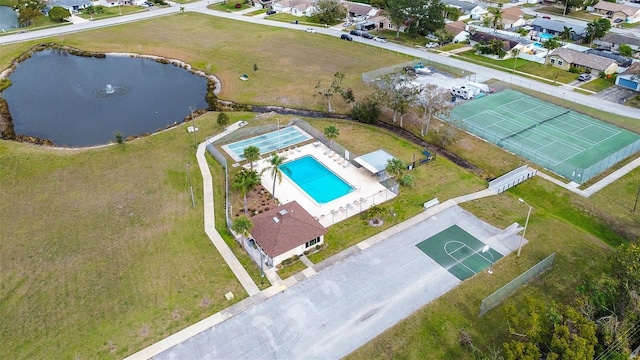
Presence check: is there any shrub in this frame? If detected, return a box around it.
[217,112,229,126]
[350,98,380,124]
[399,174,414,187]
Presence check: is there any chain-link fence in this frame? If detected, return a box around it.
[362,59,468,83]
[480,253,556,316]
[205,140,232,227]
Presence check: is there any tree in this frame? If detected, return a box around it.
[350,98,381,124]
[232,168,261,215]
[415,84,452,136]
[217,112,229,126]
[443,6,462,21]
[560,26,575,43]
[386,0,408,39]
[434,28,453,45]
[585,19,611,43]
[489,5,503,29]
[543,38,561,64]
[231,215,253,250]
[314,0,346,24]
[242,145,260,171]
[323,125,340,151]
[619,44,633,57]
[17,0,46,27]
[364,204,386,225]
[375,70,420,127]
[511,48,520,72]
[404,0,446,38]
[385,158,405,181]
[262,153,287,198]
[315,72,352,113]
[558,0,585,15]
[48,6,70,23]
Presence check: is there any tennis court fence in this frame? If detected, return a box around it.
[442,112,640,184]
[206,140,232,227]
[479,253,555,316]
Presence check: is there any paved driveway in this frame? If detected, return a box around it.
[155,205,522,360]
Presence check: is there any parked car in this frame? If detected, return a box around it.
[340,34,353,41]
[361,32,374,39]
[542,15,551,19]
[578,73,592,81]
[304,27,315,33]
[374,36,387,43]
[614,18,624,23]
[349,29,362,36]
[266,9,276,15]
[425,42,439,48]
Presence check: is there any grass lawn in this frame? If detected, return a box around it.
[579,75,616,92]
[537,6,600,22]
[1,11,639,360]
[77,5,149,20]
[210,1,253,12]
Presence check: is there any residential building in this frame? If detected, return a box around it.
[597,32,640,53]
[592,1,640,24]
[249,201,326,268]
[272,0,316,17]
[547,48,618,75]
[501,6,526,30]
[615,62,640,91]
[531,18,586,40]
[445,21,471,43]
[440,0,487,20]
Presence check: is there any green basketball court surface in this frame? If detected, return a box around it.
[416,225,503,281]
[444,89,640,184]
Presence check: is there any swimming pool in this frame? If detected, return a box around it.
[539,33,553,40]
[279,155,355,205]
[222,125,312,161]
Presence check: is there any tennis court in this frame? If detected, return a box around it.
[444,89,640,184]
[221,125,313,161]
[416,225,502,281]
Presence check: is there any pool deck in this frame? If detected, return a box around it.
[253,142,396,228]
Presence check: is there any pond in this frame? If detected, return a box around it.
[0,6,18,31]
[2,49,209,147]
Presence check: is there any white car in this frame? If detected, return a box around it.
[425,42,439,48]
[304,27,315,33]
[374,36,387,43]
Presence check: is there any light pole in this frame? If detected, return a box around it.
[518,198,533,257]
[481,245,494,274]
[190,106,197,148]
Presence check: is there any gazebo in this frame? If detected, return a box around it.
[353,149,396,178]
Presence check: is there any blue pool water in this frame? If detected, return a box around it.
[539,33,553,40]
[533,42,543,47]
[224,126,311,160]
[279,155,355,205]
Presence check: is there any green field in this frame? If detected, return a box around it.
[1,11,639,360]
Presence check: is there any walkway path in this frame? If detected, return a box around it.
[196,121,260,296]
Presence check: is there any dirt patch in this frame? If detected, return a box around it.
[232,184,279,217]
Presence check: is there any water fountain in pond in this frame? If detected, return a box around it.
[95,83,129,98]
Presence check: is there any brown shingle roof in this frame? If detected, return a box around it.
[550,48,616,71]
[445,21,467,36]
[501,6,524,22]
[622,61,640,75]
[251,201,326,258]
[344,1,375,16]
[601,32,640,47]
[593,1,639,16]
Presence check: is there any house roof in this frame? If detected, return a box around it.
[622,61,640,75]
[250,201,326,258]
[344,1,376,17]
[470,31,522,51]
[441,0,482,13]
[601,32,640,47]
[49,0,90,6]
[274,0,312,9]
[502,6,524,22]
[531,18,586,34]
[550,48,616,71]
[585,49,632,67]
[445,21,467,36]
[593,1,639,16]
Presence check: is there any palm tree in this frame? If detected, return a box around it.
[385,158,406,181]
[560,26,575,43]
[262,153,287,198]
[323,125,340,151]
[243,145,260,171]
[543,38,561,65]
[231,215,253,251]
[489,5,503,29]
[365,205,386,225]
[511,48,520,73]
[232,168,261,215]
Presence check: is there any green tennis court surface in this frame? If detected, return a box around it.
[416,225,502,281]
[444,89,640,184]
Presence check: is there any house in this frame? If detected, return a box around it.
[343,1,377,22]
[440,0,487,20]
[547,48,618,75]
[615,62,640,91]
[585,49,632,68]
[597,32,640,53]
[272,0,315,17]
[470,31,523,52]
[501,6,526,30]
[531,18,586,40]
[249,201,326,268]
[48,0,91,12]
[592,1,640,24]
[445,21,470,43]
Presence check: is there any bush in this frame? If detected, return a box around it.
[217,112,229,126]
[48,6,70,23]
[399,174,414,187]
[350,98,380,124]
